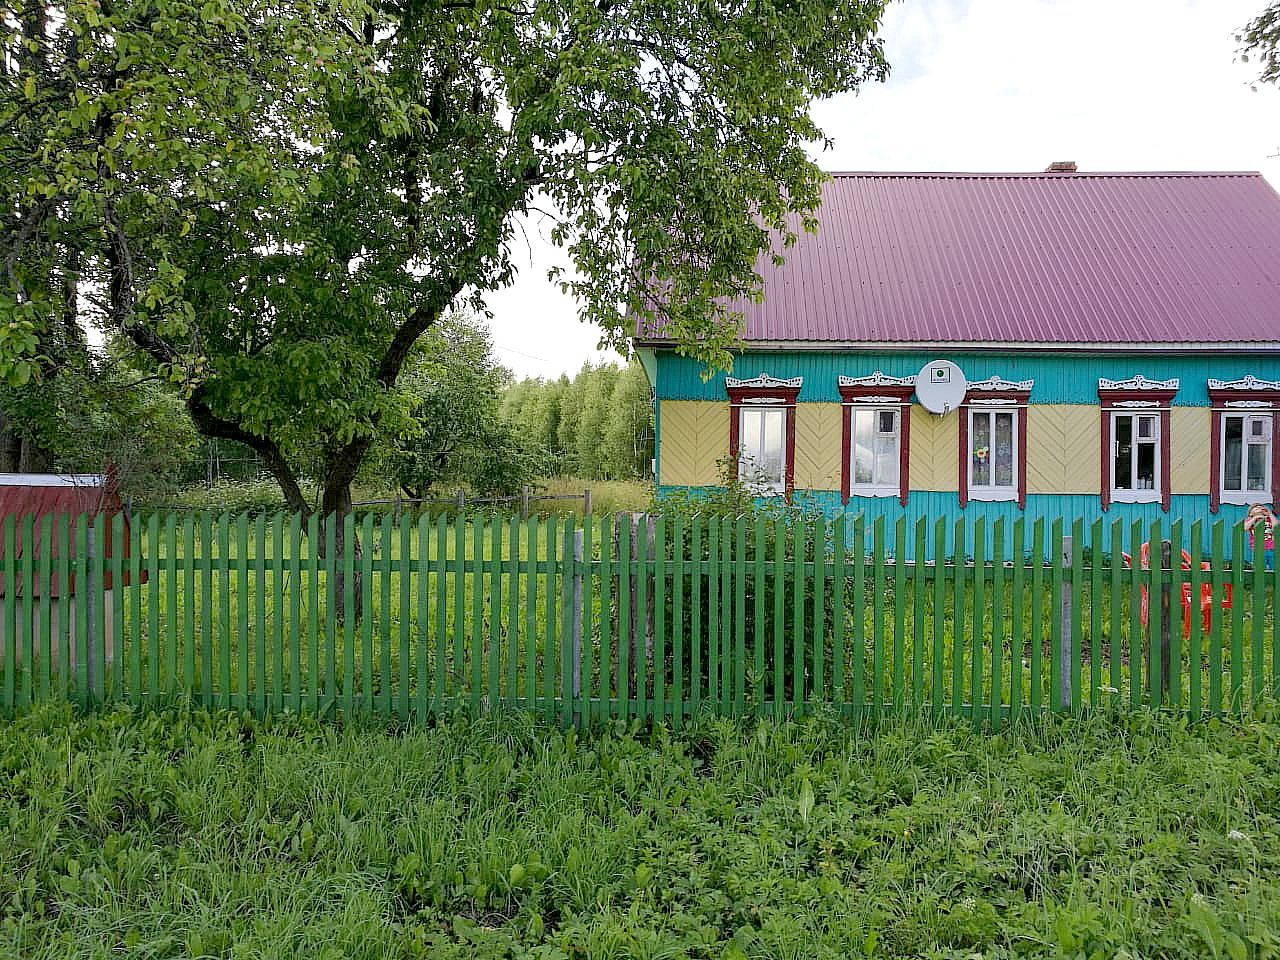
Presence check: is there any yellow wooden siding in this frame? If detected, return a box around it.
[794,403,842,491]
[1170,406,1210,495]
[1025,405,1101,495]
[909,405,959,491]
[658,401,729,487]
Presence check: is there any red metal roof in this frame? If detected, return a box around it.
[639,171,1280,346]
[0,475,140,596]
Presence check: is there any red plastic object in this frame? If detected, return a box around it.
[1121,543,1232,638]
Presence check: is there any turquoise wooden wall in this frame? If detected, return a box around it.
[658,486,1255,559]
[654,349,1280,405]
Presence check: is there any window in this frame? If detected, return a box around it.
[957,377,1032,508]
[1109,411,1160,502]
[968,407,1018,500]
[838,372,915,505]
[738,406,787,495]
[1222,415,1271,501]
[1208,377,1280,512]
[1098,376,1178,512]
[850,407,900,493]
[726,374,802,500]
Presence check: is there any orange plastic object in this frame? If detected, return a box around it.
[1121,543,1233,639]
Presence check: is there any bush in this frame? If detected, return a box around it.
[155,480,295,516]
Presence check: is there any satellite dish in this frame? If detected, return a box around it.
[916,360,967,415]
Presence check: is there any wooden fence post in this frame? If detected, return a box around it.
[1159,538,1173,702]
[1059,534,1072,711]
[583,488,592,518]
[571,528,584,726]
[85,524,99,703]
[455,489,465,513]
[614,512,655,698]
[521,485,530,521]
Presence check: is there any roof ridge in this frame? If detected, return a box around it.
[823,170,1263,179]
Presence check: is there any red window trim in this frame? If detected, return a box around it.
[1207,387,1280,514]
[839,381,913,506]
[727,381,801,501]
[958,386,1031,510]
[1098,386,1177,512]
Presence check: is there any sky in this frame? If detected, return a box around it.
[483,0,1280,380]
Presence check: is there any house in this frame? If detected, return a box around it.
[636,166,1280,550]
[0,472,142,670]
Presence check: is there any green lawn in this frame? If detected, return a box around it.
[2,704,1279,958]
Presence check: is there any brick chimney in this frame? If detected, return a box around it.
[1045,161,1078,173]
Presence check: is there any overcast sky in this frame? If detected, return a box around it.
[484,0,1280,380]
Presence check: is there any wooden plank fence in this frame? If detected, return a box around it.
[0,511,1275,726]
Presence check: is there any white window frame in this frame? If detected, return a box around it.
[848,405,901,498]
[1220,412,1273,506]
[737,405,787,497]
[967,405,1019,502]
[1109,410,1162,504]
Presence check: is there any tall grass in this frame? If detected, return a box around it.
[1,704,1278,958]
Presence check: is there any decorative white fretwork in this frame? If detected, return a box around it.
[968,376,1034,393]
[726,373,803,390]
[1223,400,1275,409]
[1098,375,1179,391]
[969,398,1021,406]
[837,371,915,389]
[1112,400,1162,408]
[844,394,907,405]
[1207,375,1280,392]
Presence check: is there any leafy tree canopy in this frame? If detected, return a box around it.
[2,0,889,516]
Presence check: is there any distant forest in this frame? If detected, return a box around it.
[500,361,654,481]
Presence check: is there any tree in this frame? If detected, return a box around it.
[3,0,890,522]
[602,360,653,479]
[1241,4,1280,85]
[379,313,540,499]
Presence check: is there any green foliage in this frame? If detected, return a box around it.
[0,355,199,498]
[3,0,889,512]
[2,704,1280,957]
[1240,3,1280,87]
[502,360,653,479]
[376,314,542,499]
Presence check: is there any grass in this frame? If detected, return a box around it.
[1,703,1279,958]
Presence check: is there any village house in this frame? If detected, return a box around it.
[637,166,1280,550]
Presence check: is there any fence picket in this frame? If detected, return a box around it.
[1188,521,1204,721]
[1089,518,1102,709]
[972,518,986,722]
[950,519,965,717]
[18,515,33,707]
[598,514,612,722]
[672,514,685,727]
[852,515,865,715]
[1209,520,1225,716]
[1231,522,1245,716]
[1251,524,1265,711]
[873,517,886,715]
[913,517,926,712]
[991,517,1005,730]
[3,516,14,709]
[735,515,747,714]
[38,516,53,702]
[893,517,906,713]
[772,516,785,719]
[1070,519,1083,713]
[832,515,846,711]
[791,518,804,715]
[1010,518,1024,720]
[655,516,667,724]
[754,514,767,715]
[933,517,946,718]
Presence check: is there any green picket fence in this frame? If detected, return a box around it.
[0,510,1274,726]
